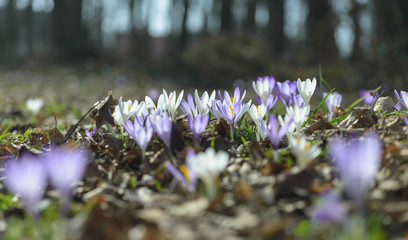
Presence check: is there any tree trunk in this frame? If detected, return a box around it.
[180,0,189,47]
[267,0,285,56]
[306,0,338,62]
[220,0,232,31]
[244,0,256,32]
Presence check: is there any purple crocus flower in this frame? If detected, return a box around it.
[309,191,348,224]
[181,93,198,117]
[360,90,378,106]
[43,148,88,207]
[276,80,298,107]
[122,117,154,157]
[329,133,382,207]
[211,87,251,127]
[402,116,408,126]
[261,115,293,149]
[85,126,97,142]
[394,90,408,110]
[324,92,342,121]
[291,94,306,108]
[256,94,279,110]
[3,156,47,216]
[187,114,209,144]
[214,98,251,127]
[150,111,172,149]
[165,149,197,192]
[218,87,246,105]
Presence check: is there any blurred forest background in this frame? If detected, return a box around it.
[0,0,407,91]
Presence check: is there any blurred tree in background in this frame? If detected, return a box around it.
[0,0,407,90]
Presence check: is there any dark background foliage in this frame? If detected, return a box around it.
[0,0,407,90]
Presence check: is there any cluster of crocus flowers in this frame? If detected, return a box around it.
[329,133,382,207]
[3,148,88,215]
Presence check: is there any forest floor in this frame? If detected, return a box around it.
[0,66,408,240]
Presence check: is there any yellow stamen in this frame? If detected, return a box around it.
[180,165,190,181]
[256,106,259,116]
[128,105,131,111]
[229,105,233,115]
[230,97,234,103]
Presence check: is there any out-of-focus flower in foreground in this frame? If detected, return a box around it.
[43,148,88,206]
[3,156,47,216]
[26,98,44,115]
[289,136,321,167]
[394,90,408,110]
[187,114,209,144]
[329,133,382,207]
[261,115,293,149]
[403,116,408,126]
[324,92,342,121]
[309,191,348,224]
[188,148,229,201]
[359,90,378,106]
[150,112,173,150]
[112,97,146,125]
[165,149,197,193]
[297,77,317,105]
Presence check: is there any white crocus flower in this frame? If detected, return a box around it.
[189,148,229,200]
[113,97,146,125]
[289,136,321,167]
[297,77,317,105]
[26,98,44,115]
[285,104,310,132]
[248,104,267,141]
[145,96,158,115]
[278,114,295,136]
[195,89,216,115]
[252,79,270,103]
[157,89,184,118]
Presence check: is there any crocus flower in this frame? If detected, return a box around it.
[360,90,378,106]
[329,133,382,207]
[112,97,146,125]
[195,89,216,116]
[289,136,321,167]
[394,90,408,110]
[252,76,276,104]
[165,149,197,192]
[285,104,310,132]
[248,104,267,141]
[291,94,306,108]
[26,98,44,115]
[278,114,295,136]
[187,114,209,144]
[218,87,247,105]
[262,115,293,149]
[188,148,229,200]
[85,126,97,142]
[403,116,408,126]
[3,156,47,216]
[213,98,251,128]
[150,111,172,149]
[297,77,317,105]
[122,118,153,157]
[324,91,342,121]
[181,93,198,117]
[157,89,184,118]
[309,191,348,224]
[43,148,88,206]
[276,80,298,106]
[255,94,279,110]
